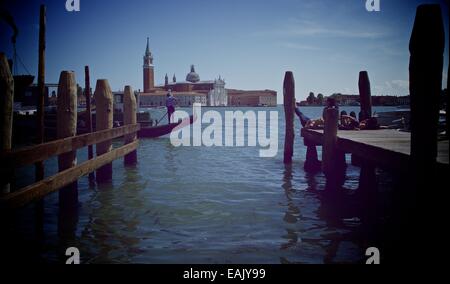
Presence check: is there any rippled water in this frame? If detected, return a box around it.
[3,106,399,264]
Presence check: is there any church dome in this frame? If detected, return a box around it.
[186,65,200,83]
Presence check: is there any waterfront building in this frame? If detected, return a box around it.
[208,76,227,106]
[139,90,207,107]
[137,39,276,107]
[227,89,277,107]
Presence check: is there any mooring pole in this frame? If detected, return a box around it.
[35,4,46,182]
[304,139,321,173]
[322,107,346,188]
[84,66,95,183]
[283,71,295,164]
[445,2,450,143]
[57,71,78,207]
[358,71,372,122]
[0,53,14,194]
[409,5,444,176]
[95,79,113,182]
[358,71,377,196]
[403,4,445,262]
[124,85,137,165]
[322,108,338,177]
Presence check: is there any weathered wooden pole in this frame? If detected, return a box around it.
[304,139,321,173]
[0,53,14,194]
[95,79,113,182]
[84,66,95,183]
[357,71,377,196]
[352,154,377,202]
[409,4,444,175]
[57,71,78,207]
[322,107,346,188]
[322,108,338,176]
[283,72,295,164]
[358,71,372,121]
[35,4,46,182]
[397,4,445,261]
[123,85,137,165]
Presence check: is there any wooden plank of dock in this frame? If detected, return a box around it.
[301,128,449,172]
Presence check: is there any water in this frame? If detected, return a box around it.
[3,106,400,264]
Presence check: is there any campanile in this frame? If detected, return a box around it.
[143,37,154,92]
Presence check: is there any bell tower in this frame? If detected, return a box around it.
[143,37,154,92]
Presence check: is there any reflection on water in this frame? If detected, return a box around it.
[2,106,400,264]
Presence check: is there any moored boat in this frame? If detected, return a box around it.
[138,115,195,138]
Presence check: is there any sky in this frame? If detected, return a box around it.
[1,0,449,103]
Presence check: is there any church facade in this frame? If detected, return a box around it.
[138,39,276,108]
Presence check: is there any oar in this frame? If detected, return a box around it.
[156,112,168,126]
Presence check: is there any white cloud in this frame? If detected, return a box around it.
[279,42,325,51]
[374,80,409,96]
[253,19,386,39]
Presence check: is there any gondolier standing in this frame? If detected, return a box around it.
[166,89,177,123]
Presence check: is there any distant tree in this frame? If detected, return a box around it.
[307,92,316,105]
[317,93,324,105]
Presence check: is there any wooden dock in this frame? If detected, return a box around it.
[301,128,449,173]
[280,4,449,193]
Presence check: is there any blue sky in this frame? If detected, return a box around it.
[1,0,449,103]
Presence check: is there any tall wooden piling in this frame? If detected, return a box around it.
[409,4,444,174]
[84,66,95,183]
[57,71,78,206]
[304,139,321,173]
[358,71,372,121]
[0,53,14,194]
[322,107,345,188]
[283,72,295,164]
[95,79,113,182]
[322,108,338,176]
[123,86,137,165]
[35,4,46,182]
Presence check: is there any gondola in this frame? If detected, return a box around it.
[138,115,195,138]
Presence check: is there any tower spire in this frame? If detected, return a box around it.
[143,37,154,92]
[145,37,151,56]
[144,37,153,66]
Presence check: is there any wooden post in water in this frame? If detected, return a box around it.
[283,72,295,164]
[358,71,372,122]
[123,85,137,165]
[0,53,14,194]
[84,66,95,183]
[409,4,444,176]
[35,4,46,182]
[57,71,78,206]
[304,139,321,173]
[398,4,445,261]
[322,108,345,188]
[95,79,113,182]
[357,71,377,194]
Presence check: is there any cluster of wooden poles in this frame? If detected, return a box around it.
[0,5,140,209]
[282,4,447,193]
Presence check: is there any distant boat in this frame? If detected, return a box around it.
[374,109,411,130]
[138,115,195,138]
[374,109,446,132]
